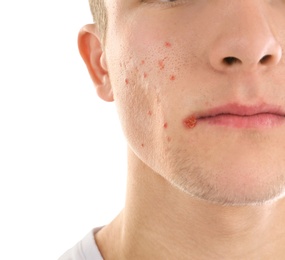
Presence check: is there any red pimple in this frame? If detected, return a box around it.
[164,122,168,129]
[165,42,172,48]
[183,116,197,129]
[141,60,145,65]
[158,60,165,70]
[170,75,176,81]
[125,78,129,85]
[143,72,148,78]
[158,57,168,70]
[141,143,145,148]
[148,110,152,116]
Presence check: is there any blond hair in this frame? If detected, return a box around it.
[88,0,107,40]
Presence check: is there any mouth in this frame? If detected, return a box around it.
[195,103,285,128]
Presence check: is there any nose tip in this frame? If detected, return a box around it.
[209,36,282,71]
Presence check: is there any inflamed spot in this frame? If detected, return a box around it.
[164,123,168,129]
[165,42,172,48]
[183,116,197,129]
[170,75,176,81]
[125,78,129,85]
[158,58,167,70]
[143,72,148,78]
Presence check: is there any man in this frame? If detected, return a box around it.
[60,0,285,259]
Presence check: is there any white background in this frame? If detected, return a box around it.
[0,1,127,259]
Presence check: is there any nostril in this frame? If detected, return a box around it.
[223,56,241,65]
[260,55,271,64]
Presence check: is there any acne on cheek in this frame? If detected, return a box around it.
[132,41,184,150]
[158,41,171,69]
[164,42,172,48]
[126,40,175,74]
[163,123,172,143]
[158,59,166,70]
[130,41,177,84]
[159,46,178,81]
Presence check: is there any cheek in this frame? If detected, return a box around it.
[105,51,175,155]
[107,32,181,106]
[105,22,198,154]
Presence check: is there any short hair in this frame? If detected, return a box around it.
[88,0,107,40]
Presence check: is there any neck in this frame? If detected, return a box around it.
[96,148,285,259]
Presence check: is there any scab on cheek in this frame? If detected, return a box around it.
[183,116,197,129]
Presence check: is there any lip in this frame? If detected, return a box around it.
[195,103,285,128]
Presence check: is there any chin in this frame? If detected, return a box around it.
[200,185,285,207]
[155,127,285,206]
[176,178,285,206]
[166,160,285,206]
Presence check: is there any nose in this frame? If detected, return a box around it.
[209,2,282,72]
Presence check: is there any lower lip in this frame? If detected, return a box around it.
[199,114,285,128]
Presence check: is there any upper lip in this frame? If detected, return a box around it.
[196,103,285,119]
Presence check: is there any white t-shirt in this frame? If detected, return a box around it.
[59,227,103,260]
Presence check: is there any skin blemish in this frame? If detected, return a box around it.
[183,116,197,129]
[125,78,129,85]
[143,72,148,78]
[164,122,168,129]
[141,143,145,148]
[165,42,172,48]
[148,111,152,116]
[167,136,172,142]
[141,60,145,65]
[158,57,167,70]
[159,60,165,70]
[170,75,176,81]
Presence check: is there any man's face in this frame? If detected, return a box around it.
[103,0,285,205]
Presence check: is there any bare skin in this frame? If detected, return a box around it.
[79,0,285,259]
[96,150,285,259]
